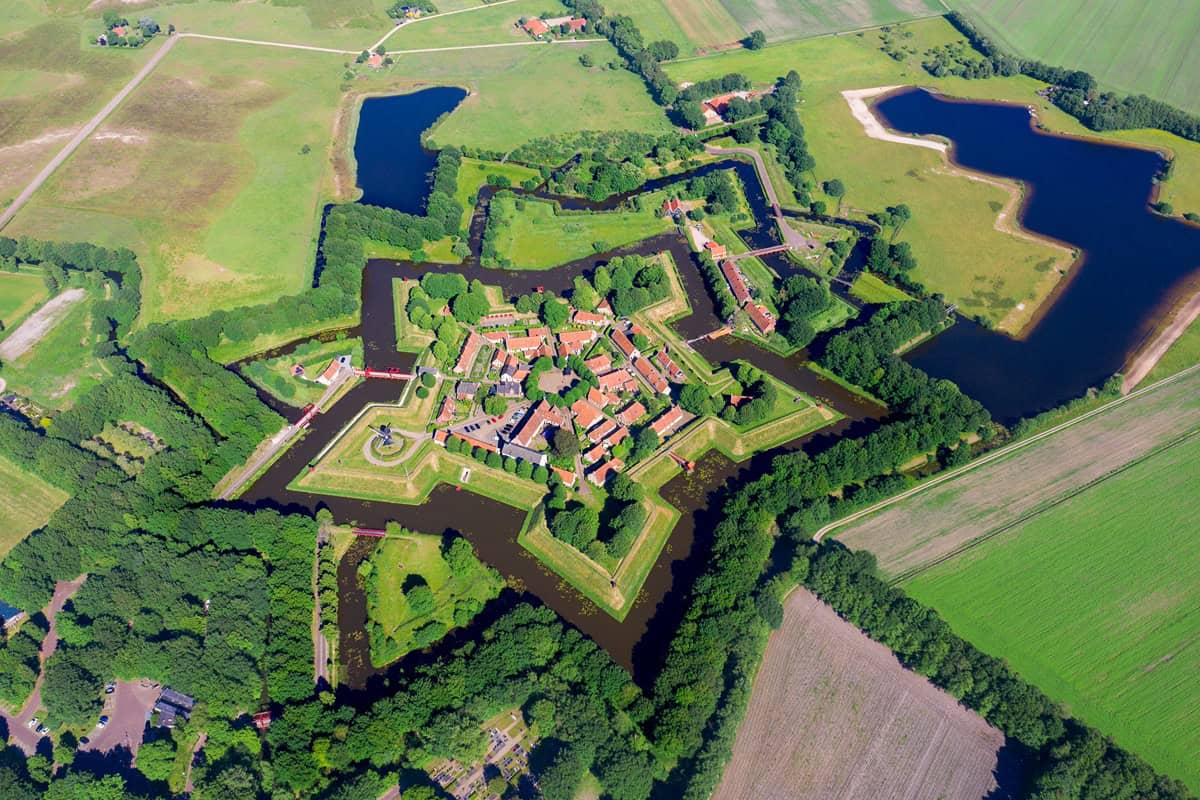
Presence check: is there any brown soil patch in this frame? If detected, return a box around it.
[716,589,1004,800]
[113,75,285,143]
[835,366,1200,578]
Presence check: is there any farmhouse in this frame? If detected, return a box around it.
[522,18,550,38]
[663,197,683,218]
[366,53,384,69]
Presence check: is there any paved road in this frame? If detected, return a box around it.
[0,37,178,232]
[813,361,1200,542]
[705,144,812,249]
[0,576,86,754]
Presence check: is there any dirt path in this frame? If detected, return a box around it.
[1122,288,1200,392]
[0,575,86,755]
[841,87,947,152]
[178,32,358,55]
[0,36,178,232]
[0,288,87,362]
[369,0,523,52]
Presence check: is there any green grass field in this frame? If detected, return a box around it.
[161,0,394,50]
[0,291,109,407]
[603,0,695,53]
[850,272,915,303]
[415,42,673,152]
[7,38,347,323]
[454,157,540,226]
[0,453,69,559]
[659,0,745,50]
[718,0,944,42]
[665,17,1200,332]
[386,0,562,49]
[0,271,49,330]
[904,432,1200,792]
[363,530,504,666]
[241,336,363,406]
[489,195,673,269]
[950,0,1200,115]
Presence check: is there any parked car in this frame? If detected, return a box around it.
[25,717,39,730]
[36,725,50,736]
[97,715,109,729]
[104,682,116,694]
[79,736,90,746]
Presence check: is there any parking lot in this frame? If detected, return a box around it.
[80,679,160,756]
[452,403,528,444]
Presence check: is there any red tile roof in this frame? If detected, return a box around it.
[436,395,456,425]
[527,326,551,340]
[655,349,685,382]
[583,444,606,464]
[663,197,682,214]
[483,330,508,344]
[596,298,614,316]
[584,353,612,374]
[597,370,636,394]
[603,425,630,449]
[587,386,613,408]
[616,401,646,426]
[565,17,587,33]
[454,331,484,374]
[572,310,609,327]
[611,328,637,359]
[433,429,449,445]
[524,18,550,36]
[704,240,727,260]
[571,398,604,431]
[454,431,499,453]
[587,458,625,486]
[505,335,543,354]
[746,303,776,335]
[588,418,618,444]
[551,465,577,487]
[650,406,687,438]
[633,357,669,394]
[511,399,565,449]
[720,260,751,305]
[559,329,597,347]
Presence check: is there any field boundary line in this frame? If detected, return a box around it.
[888,424,1200,584]
[813,361,1200,542]
[369,0,523,52]
[178,33,359,54]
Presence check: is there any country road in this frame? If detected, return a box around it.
[812,361,1200,542]
[0,36,178,232]
[705,144,783,210]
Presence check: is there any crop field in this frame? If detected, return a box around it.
[415,43,673,152]
[489,195,673,269]
[660,0,746,50]
[159,0,393,50]
[602,0,695,53]
[718,0,945,42]
[904,431,1200,791]
[951,0,1200,115]
[7,38,347,324]
[715,588,1007,800]
[386,0,563,49]
[833,365,1200,578]
[0,454,69,559]
[665,16,1200,332]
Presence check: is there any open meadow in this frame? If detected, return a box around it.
[715,588,1008,800]
[6,38,348,323]
[0,289,109,406]
[384,0,562,49]
[0,453,69,559]
[718,0,944,42]
[0,271,49,331]
[950,0,1200,115]
[667,16,1200,331]
[903,431,1200,792]
[832,364,1200,579]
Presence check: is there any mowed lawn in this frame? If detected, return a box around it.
[667,17,1200,331]
[950,0,1200,114]
[719,0,944,42]
[0,454,69,559]
[490,195,673,269]
[0,272,49,329]
[0,291,110,406]
[8,38,349,323]
[904,433,1200,792]
[411,43,673,152]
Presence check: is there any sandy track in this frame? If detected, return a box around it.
[0,288,86,362]
[841,87,947,152]
[1122,288,1200,391]
[715,589,1004,800]
[831,365,1200,577]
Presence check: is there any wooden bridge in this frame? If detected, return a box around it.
[353,367,413,380]
[727,243,793,261]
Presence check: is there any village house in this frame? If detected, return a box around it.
[505,334,543,356]
[557,329,597,357]
[650,405,688,438]
[154,688,195,729]
[454,332,485,374]
[704,239,728,261]
[315,355,352,386]
[611,328,639,361]
[588,418,618,445]
[616,401,646,427]
[662,197,683,219]
[588,386,616,409]
[510,399,566,449]
[522,18,550,38]
[436,395,456,425]
[483,330,508,346]
[551,465,577,487]
[584,353,612,374]
[571,398,605,431]
[720,260,752,305]
[633,357,669,395]
[572,309,609,327]
[746,303,777,336]
[587,458,624,487]
[455,381,479,400]
[583,444,606,464]
[596,298,615,316]
[366,52,384,69]
[597,369,637,395]
[655,349,685,383]
[501,441,547,467]
[455,431,500,453]
[603,425,630,449]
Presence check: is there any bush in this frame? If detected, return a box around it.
[415,386,430,399]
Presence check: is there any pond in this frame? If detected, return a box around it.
[876,87,1200,421]
[352,87,467,213]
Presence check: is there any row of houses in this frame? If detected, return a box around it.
[718,260,776,335]
[522,15,587,38]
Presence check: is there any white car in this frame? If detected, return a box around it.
[96,715,110,729]
[25,717,39,730]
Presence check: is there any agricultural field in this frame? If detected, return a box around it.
[904,432,1200,792]
[832,364,1200,579]
[157,0,394,50]
[7,38,348,323]
[602,0,695,53]
[718,0,944,43]
[0,454,69,559]
[665,16,1200,332]
[715,588,1008,800]
[361,529,504,667]
[659,0,746,50]
[950,0,1200,115]
[488,195,673,269]
[385,0,562,49]
[0,271,49,331]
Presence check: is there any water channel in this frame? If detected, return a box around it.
[240,86,1199,689]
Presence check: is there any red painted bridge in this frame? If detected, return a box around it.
[353,367,414,380]
[728,243,793,261]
